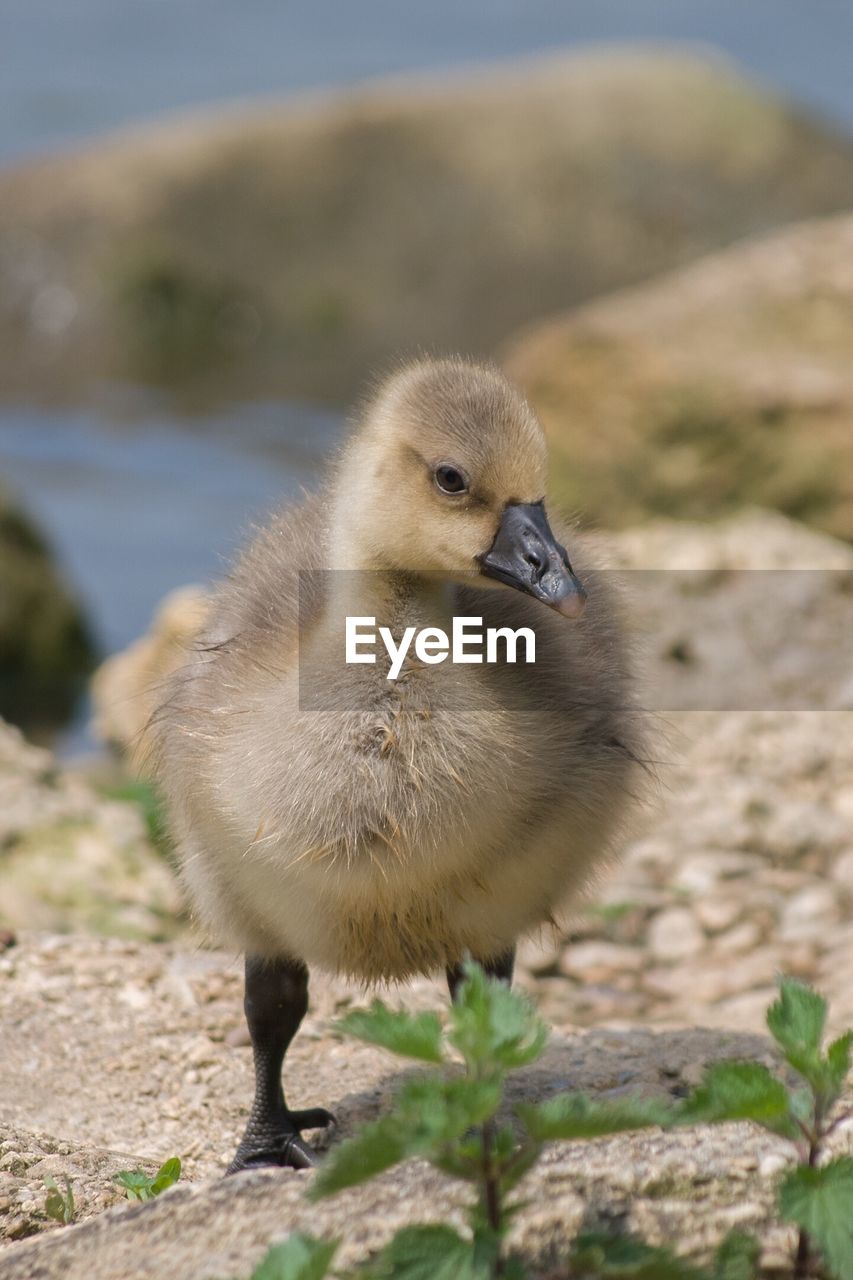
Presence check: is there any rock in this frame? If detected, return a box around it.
[0,719,183,939]
[778,884,841,943]
[4,51,853,405]
[831,849,853,884]
[672,853,763,897]
[0,936,814,1277]
[833,789,853,824]
[558,942,645,983]
[0,487,93,737]
[712,921,763,956]
[647,908,705,962]
[91,586,209,756]
[694,898,742,935]
[504,214,853,543]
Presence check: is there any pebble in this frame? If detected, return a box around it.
[694,897,742,934]
[559,942,645,982]
[712,921,762,955]
[759,1152,790,1179]
[672,853,761,896]
[833,788,853,823]
[779,884,840,942]
[831,848,853,884]
[647,908,705,962]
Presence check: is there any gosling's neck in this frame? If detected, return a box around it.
[326,468,456,628]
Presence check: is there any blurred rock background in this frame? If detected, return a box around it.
[2,3,853,1268]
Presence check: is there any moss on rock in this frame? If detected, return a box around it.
[0,489,94,735]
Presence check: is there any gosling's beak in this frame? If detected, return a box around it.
[478,500,587,619]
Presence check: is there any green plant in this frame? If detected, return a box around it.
[569,1227,759,1280]
[246,973,853,1280]
[309,962,671,1279]
[682,978,853,1279]
[115,1156,182,1202]
[44,1175,75,1225]
[247,1234,339,1280]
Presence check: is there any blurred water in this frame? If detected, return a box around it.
[0,0,851,167]
[0,400,343,750]
[2,1,852,754]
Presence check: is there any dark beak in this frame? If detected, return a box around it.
[478,500,587,619]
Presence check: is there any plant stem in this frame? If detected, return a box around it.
[481,1119,504,1278]
[794,1133,820,1280]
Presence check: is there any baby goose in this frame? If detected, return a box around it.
[150,357,643,1173]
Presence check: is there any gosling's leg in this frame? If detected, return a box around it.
[446,947,515,1002]
[228,954,334,1174]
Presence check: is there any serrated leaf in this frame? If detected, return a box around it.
[250,1233,338,1280]
[826,1031,853,1095]
[518,1092,673,1143]
[788,1086,815,1128]
[680,1061,796,1139]
[396,1074,502,1151]
[360,1225,489,1280]
[570,1231,706,1279]
[448,963,548,1072]
[337,1003,444,1064]
[778,1158,853,1280]
[766,979,827,1087]
[309,1115,406,1199]
[500,1138,541,1194]
[712,1231,760,1280]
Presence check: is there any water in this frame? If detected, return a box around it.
[0,400,342,750]
[2,2,852,750]
[1,0,852,167]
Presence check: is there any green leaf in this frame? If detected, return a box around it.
[766,978,827,1086]
[570,1231,707,1279]
[396,1075,502,1151]
[337,1003,445,1064]
[712,1231,761,1280]
[826,1031,853,1095]
[448,963,548,1072]
[778,1158,853,1280]
[250,1233,338,1280]
[309,1115,407,1199]
[499,1137,541,1194]
[518,1092,673,1143]
[44,1176,74,1225]
[115,1169,155,1201]
[312,1071,502,1199]
[679,1062,796,1139]
[360,1225,489,1280]
[150,1156,181,1194]
[115,1157,182,1201]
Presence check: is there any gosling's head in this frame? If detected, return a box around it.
[334,358,586,618]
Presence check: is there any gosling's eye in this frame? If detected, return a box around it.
[434,464,469,495]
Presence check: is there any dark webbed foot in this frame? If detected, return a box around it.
[227,1106,335,1173]
[228,954,334,1175]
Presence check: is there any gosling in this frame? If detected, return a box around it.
[150,358,644,1172]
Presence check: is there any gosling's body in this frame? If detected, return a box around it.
[150,358,643,1170]
[156,498,634,981]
